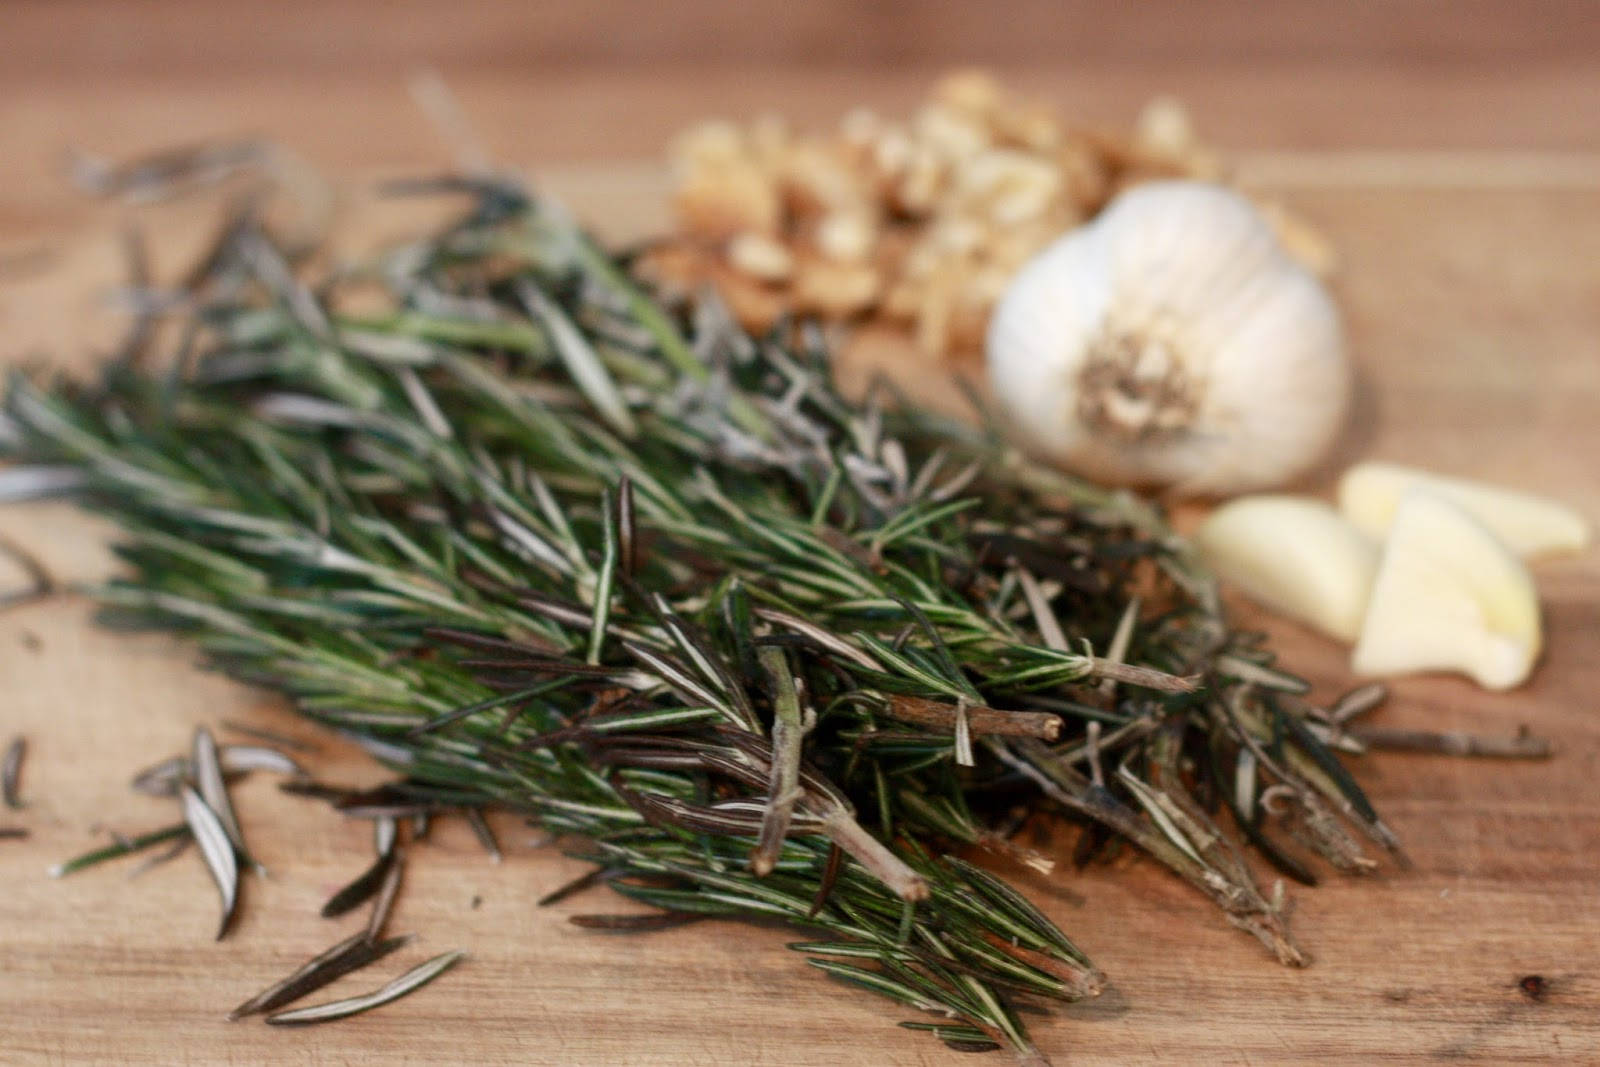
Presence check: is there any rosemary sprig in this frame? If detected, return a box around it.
[1,170,1421,1058]
[7,379,1085,1056]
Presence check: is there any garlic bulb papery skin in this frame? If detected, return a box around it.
[986,181,1350,496]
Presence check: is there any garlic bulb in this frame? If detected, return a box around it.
[986,181,1350,496]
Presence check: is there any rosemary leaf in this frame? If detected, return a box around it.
[264,949,466,1026]
[229,932,415,1020]
[178,784,240,940]
[50,823,190,879]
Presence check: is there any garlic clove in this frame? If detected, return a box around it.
[1339,461,1591,560]
[1194,495,1378,642]
[1351,490,1542,690]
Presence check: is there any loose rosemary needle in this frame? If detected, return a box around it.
[264,949,467,1027]
[50,823,190,878]
[2,736,25,809]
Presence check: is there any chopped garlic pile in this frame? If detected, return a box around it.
[645,71,1325,359]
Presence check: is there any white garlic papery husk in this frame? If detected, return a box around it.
[986,181,1350,496]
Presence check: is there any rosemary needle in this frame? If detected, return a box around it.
[2,736,24,809]
[264,949,466,1026]
[50,823,189,878]
[192,727,255,869]
[229,932,415,1021]
[178,784,240,940]
[321,820,399,919]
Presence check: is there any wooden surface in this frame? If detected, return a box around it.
[3,25,1600,1064]
[12,0,1600,76]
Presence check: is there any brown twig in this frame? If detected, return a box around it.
[884,694,1062,740]
[1350,725,1553,759]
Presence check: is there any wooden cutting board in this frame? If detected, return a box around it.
[2,108,1599,1067]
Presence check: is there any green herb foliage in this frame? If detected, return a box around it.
[2,177,1409,1060]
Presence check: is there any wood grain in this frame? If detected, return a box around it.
[8,0,1600,75]
[1,54,1599,1066]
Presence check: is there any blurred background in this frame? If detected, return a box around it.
[6,0,1598,168]
[6,0,1596,333]
[5,0,1597,423]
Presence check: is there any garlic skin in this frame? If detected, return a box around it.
[1351,491,1542,690]
[986,181,1349,496]
[1339,461,1591,560]
[1194,495,1378,642]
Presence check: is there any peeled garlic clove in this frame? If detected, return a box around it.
[987,181,1350,497]
[1351,491,1542,690]
[1339,461,1590,560]
[1194,496,1378,642]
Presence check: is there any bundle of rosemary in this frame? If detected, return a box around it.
[3,174,1405,1060]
